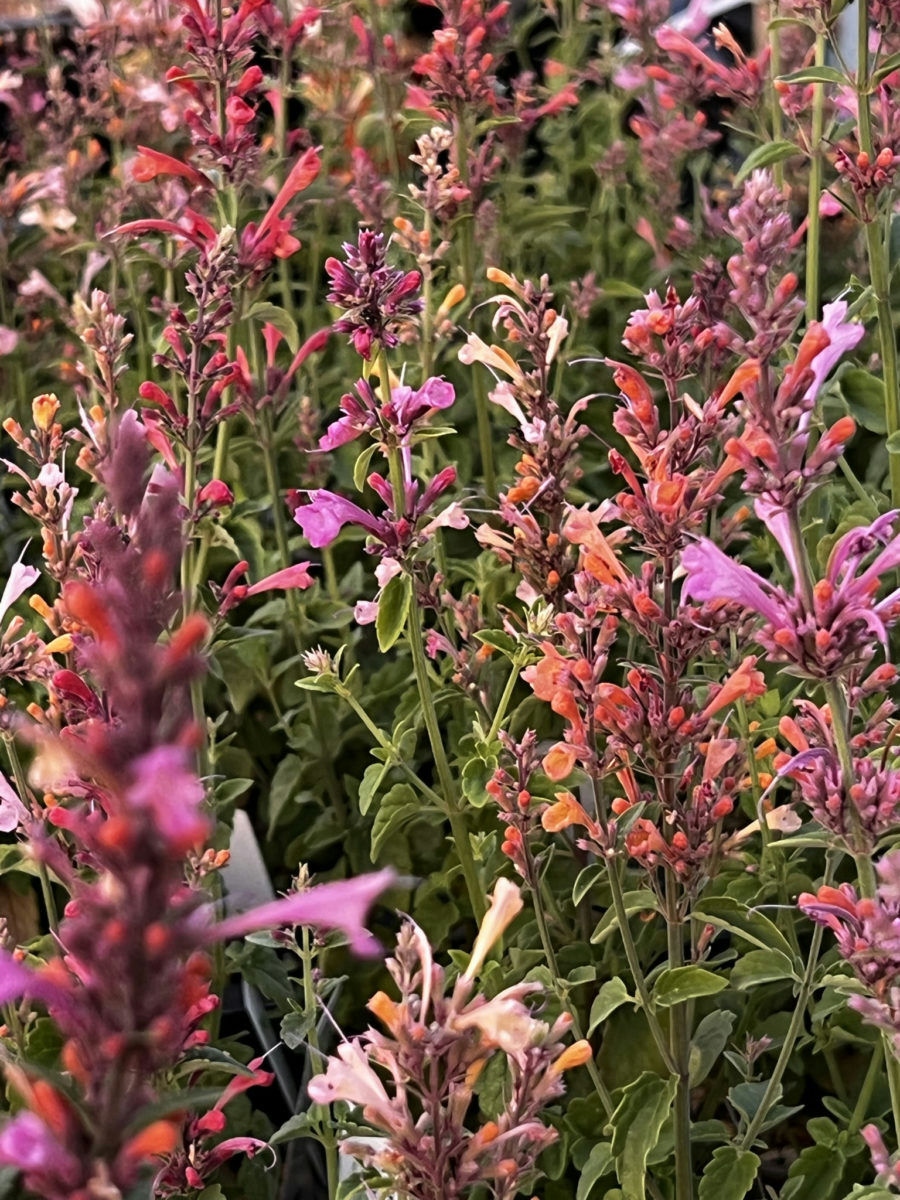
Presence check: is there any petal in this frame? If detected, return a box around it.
[210,870,395,957]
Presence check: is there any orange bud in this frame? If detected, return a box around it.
[550,1039,593,1074]
[122,1119,180,1161]
[32,393,59,432]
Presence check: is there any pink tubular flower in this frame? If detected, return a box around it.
[132,146,209,188]
[293,490,387,548]
[325,230,423,360]
[211,870,395,957]
[681,503,900,677]
[246,563,314,595]
[319,375,456,451]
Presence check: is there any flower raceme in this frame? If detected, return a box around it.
[319,374,456,451]
[682,503,900,677]
[325,229,423,360]
[0,427,394,1200]
[307,879,590,1200]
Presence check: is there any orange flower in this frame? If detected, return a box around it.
[542,742,576,781]
[563,507,628,585]
[542,791,593,834]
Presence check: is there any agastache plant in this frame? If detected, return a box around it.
[308,878,591,1200]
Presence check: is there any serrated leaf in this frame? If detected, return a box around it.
[376,573,411,652]
[281,1008,316,1049]
[842,368,887,434]
[690,1009,736,1087]
[591,890,658,944]
[462,754,497,808]
[654,966,727,1007]
[608,1072,677,1200]
[692,896,794,959]
[246,301,300,352]
[370,783,420,859]
[270,1111,319,1144]
[782,1141,846,1200]
[735,140,798,185]
[698,1146,760,1200]
[573,863,605,907]
[576,1142,614,1200]
[359,759,392,816]
[730,947,797,990]
[473,629,518,657]
[588,978,632,1035]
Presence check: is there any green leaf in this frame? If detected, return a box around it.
[653,966,727,1007]
[608,1072,677,1200]
[886,430,900,455]
[591,890,658,944]
[246,301,300,352]
[730,947,797,990]
[270,1111,319,1145]
[872,51,900,86]
[267,755,303,832]
[692,896,795,959]
[359,759,392,816]
[698,1146,760,1200]
[782,1142,846,1200]
[735,140,799,185]
[353,442,380,492]
[473,629,518,657]
[600,278,645,299]
[367,782,436,859]
[576,1142,615,1200]
[777,65,846,86]
[588,978,632,1035]
[376,573,411,652]
[689,1010,736,1087]
[462,754,498,808]
[841,368,887,435]
[280,1009,316,1049]
[573,863,605,906]
[123,1088,227,1136]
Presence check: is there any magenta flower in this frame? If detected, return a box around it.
[294,490,388,548]
[325,230,423,360]
[211,869,395,958]
[319,376,456,451]
[0,1114,81,1194]
[681,502,900,676]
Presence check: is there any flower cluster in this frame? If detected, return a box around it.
[308,880,590,1200]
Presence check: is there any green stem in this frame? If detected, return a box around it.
[525,846,614,1115]
[4,737,57,934]
[857,0,900,504]
[806,32,826,322]
[454,110,496,498]
[849,1038,884,1133]
[337,685,447,811]
[486,653,524,742]
[301,927,339,1200]
[738,860,833,1149]
[407,608,486,921]
[666,874,694,1200]
[769,2,785,188]
[604,848,677,1073]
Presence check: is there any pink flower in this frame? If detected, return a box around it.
[307,1040,406,1132]
[246,563,315,595]
[0,1113,81,1190]
[293,490,386,548]
[682,505,900,676]
[211,869,395,957]
[0,771,26,833]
